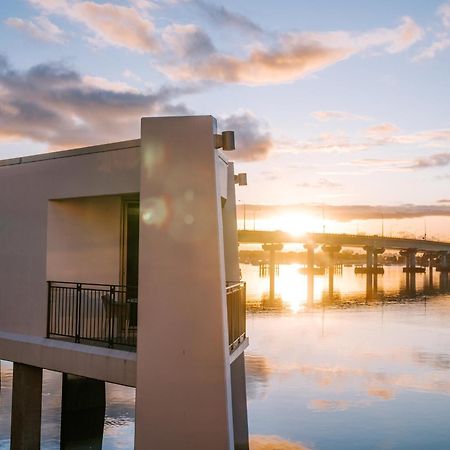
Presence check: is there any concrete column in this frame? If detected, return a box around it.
[11,363,43,450]
[364,246,373,300]
[322,245,341,300]
[230,353,249,450]
[428,254,434,287]
[409,250,417,293]
[262,243,283,304]
[304,244,315,306]
[372,248,385,294]
[137,116,235,450]
[439,252,448,291]
[60,374,105,449]
[223,162,241,283]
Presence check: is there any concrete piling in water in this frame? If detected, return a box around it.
[11,363,43,450]
[60,374,106,449]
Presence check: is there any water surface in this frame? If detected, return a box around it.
[1,265,450,449]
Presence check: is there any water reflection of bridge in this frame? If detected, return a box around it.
[238,230,450,306]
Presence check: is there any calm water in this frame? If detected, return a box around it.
[2,265,450,449]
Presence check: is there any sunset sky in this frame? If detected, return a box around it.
[1,1,450,237]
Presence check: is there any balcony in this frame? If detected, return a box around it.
[47,281,246,352]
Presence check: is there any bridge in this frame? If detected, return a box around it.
[238,230,450,304]
[238,230,450,252]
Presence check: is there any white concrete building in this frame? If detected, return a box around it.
[0,116,249,449]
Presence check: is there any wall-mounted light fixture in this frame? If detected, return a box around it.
[234,173,247,186]
[214,131,235,151]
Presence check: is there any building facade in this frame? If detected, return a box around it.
[0,116,248,449]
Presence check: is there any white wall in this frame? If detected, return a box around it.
[47,196,122,285]
[0,141,140,338]
[136,116,234,450]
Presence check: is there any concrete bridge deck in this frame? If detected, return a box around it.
[238,230,450,253]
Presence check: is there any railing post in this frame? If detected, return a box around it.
[109,285,115,348]
[46,281,52,338]
[75,283,82,343]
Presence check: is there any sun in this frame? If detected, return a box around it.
[272,213,322,236]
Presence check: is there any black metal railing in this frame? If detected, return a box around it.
[226,282,246,351]
[47,280,246,353]
[47,281,137,349]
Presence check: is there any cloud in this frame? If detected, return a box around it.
[237,203,450,221]
[414,35,450,61]
[347,157,410,172]
[5,15,65,43]
[365,122,400,136]
[161,17,423,85]
[311,110,370,122]
[193,0,265,36]
[414,2,450,60]
[437,199,450,203]
[297,179,343,189]
[409,152,450,169]
[250,435,311,450]
[219,111,273,161]
[279,132,369,154]
[162,23,215,59]
[29,0,159,52]
[0,56,190,149]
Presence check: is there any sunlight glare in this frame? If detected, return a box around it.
[274,214,322,237]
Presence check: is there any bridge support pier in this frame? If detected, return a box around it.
[401,249,418,295]
[60,374,106,449]
[304,244,316,306]
[322,245,341,300]
[11,363,43,450]
[262,243,283,304]
[373,248,385,294]
[364,246,374,299]
[428,253,434,288]
[438,251,449,292]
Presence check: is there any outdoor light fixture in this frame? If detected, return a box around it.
[234,173,247,186]
[214,131,235,150]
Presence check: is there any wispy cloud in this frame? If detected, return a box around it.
[237,203,450,221]
[278,132,369,154]
[408,152,450,169]
[414,1,450,61]
[5,15,65,43]
[311,110,370,122]
[161,17,423,85]
[28,0,159,52]
[162,23,215,59]
[297,179,343,189]
[193,0,265,36]
[365,122,400,136]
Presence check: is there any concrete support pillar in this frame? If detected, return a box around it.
[137,116,236,450]
[60,374,105,449]
[409,250,417,293]
[401,249,417,294]
[304,244,316,306]
[262,243,283,304]
[364,246,373,300]
[322,245,341,300]
[11,363,43,450]
[372,248,385,294]
[439,252,449,291]
[428,253,434,288]
[230,353,249,450]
